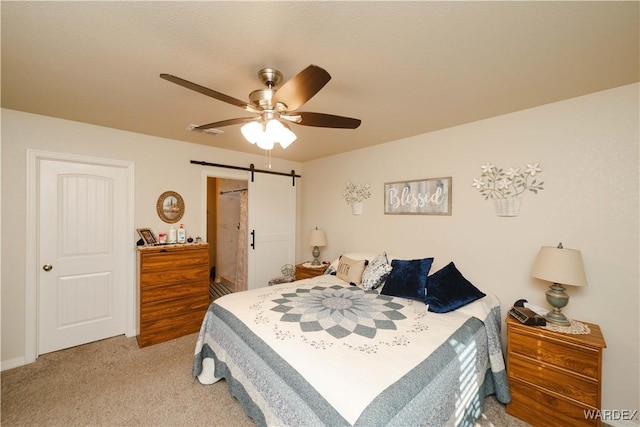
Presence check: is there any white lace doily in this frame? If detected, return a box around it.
[302,262,327,269]
[542,319,591,334]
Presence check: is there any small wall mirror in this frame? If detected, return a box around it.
[157,191,184,223]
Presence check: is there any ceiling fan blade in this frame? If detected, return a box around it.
[160,74,257,112]
[293,112,361,129]
[194,117,257,131]
[272,65,331,111]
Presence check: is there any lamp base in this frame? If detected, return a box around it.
[311,246,321,266]
[545,282,571,325]
[544,311,571,326]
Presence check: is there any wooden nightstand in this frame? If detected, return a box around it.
[505,315,606,427]
[295,262,328,281]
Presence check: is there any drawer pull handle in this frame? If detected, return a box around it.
[250,230,255,250]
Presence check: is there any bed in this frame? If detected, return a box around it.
[193,254,511,426]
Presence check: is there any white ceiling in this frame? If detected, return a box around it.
[2,1,638,162]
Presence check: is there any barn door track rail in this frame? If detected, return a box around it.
[190,160,300,185]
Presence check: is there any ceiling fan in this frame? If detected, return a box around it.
[160,65,361,150]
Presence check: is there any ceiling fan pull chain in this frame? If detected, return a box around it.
[264,150,272,170]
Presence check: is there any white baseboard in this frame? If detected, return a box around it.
[1,356,27,371]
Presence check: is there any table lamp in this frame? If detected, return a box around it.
[308,227,327,266]
[531,242,587,325]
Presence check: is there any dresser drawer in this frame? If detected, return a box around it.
[140,250,208,272]
[140,267,208,288]
[509,331,600,378]
[137,313,205,348]
[141,293,210,324]
[509,353,599,407]
[141,280,208,304]
[508,379,599,427]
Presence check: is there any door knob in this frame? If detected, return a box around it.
[42,264,53,272]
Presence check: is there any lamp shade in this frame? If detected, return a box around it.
[532,245,587,287]
[308,229,327,247]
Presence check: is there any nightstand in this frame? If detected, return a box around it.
[295,262,328,281]
[505,315,606,427]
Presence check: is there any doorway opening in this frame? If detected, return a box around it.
[207,177,248,300]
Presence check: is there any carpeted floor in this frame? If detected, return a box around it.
[1,333,531,426]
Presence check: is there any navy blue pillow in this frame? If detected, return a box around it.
[380,258,434,300]
[424,262,486,313]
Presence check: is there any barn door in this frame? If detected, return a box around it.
[247,173,296,289]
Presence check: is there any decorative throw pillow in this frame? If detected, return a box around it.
[336,255,368,285]
[380,257,434,300]
[424,262,486,313]
[329,252,379,271]
[361,252,393,290]
[324,265,337,275]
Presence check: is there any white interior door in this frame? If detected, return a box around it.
[38,159,128,355]
[247,173,296,289]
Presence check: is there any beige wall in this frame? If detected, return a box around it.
[300,84,639,413]
[0,109,303,364]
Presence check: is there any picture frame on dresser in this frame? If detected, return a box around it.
[136,228,157,246]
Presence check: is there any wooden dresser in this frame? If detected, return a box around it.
[506,315,606,426]
[137,243,210,347]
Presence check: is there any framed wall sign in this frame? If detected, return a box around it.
[384,177,452,215]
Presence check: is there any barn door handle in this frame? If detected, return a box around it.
[250,230,255,250]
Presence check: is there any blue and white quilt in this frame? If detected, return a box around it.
[193,275,510,426]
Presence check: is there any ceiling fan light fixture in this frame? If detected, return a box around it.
[265,118,284,132]
[240,121,263,144]
[256,133,275,150]
[276,122,297,149]
[265,119,297,149]
[241,118,297,150]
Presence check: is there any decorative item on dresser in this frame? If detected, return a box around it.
[137,243,210,347]
[531,242,587,325]
[307,227,327,266]
[506,315,606,427]
[295,261,328,281]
